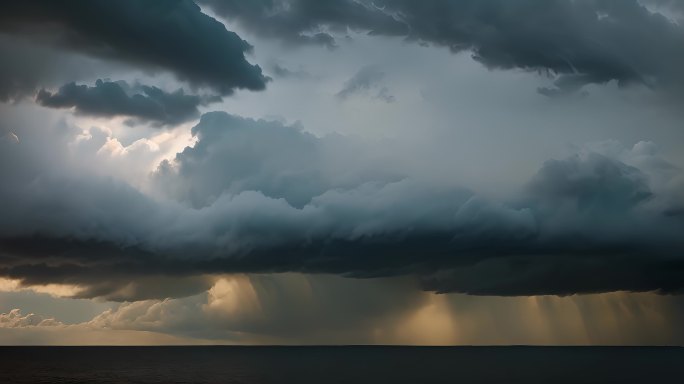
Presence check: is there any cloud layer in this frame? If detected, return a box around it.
[205,0,684,95]
[199,0,408,49]
[36,80,211,126]
[1,111,683,299]
[1,1,684,310]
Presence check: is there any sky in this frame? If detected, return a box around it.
[1,0,684,345]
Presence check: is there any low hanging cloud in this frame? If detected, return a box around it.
[199,0,409,49]
[1,111,684,299]
[0,35,112,103]
[0,0,268,97]
[36,80,212,126]
[203,0,684,96]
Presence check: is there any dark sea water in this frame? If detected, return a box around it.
[0,346,682,383]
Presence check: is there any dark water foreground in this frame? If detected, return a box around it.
[0,346,682,383]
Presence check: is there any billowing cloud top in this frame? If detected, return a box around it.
[2,110,684,300]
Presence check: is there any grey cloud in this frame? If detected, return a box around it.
[336,66,395,102]
[1,112,684,298]
[153,111,401,208]
[0,35,110,103]
[419,149,684,296]
[528,152,653,211]
[537,74,596,98]
[36,80,210,126]
[69,275,216,302]
[0,37,53,103]
[0,0,268,95]
[373,0,684,95]
[642,0,684,13]
[199,0,409,49]
[204,0,684,95]
[421,254,684,296]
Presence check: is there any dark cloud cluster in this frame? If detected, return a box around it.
[1,111,684,299]
[0,0,267,99]
[204,0,684,95]
[374,0,684,92]
[420,149,684,296]
[199,0,409,49]
[35,80,211,126]
[0,35,109,103]
[4,0,681,104]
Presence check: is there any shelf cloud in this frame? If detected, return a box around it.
[1,112,683,299]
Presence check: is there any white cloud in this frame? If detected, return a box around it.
[0,309,62,328]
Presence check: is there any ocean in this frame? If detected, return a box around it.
[0,346,682,383]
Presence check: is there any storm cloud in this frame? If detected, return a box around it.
[78,276,684,344]
[2,1,684,304]
[0,35,110,103]
[0,0,268,96]
[205,0,684,95]
[199,0,409,49]
[36,80,210,126]
[1,111,683,299]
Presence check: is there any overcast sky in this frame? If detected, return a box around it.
[2,0,684,345]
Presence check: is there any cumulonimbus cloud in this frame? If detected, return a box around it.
[1,111,683,299]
